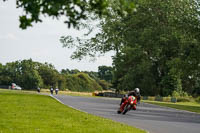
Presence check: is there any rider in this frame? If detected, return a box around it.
[120,88,141,105]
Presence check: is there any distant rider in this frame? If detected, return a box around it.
[50,87,54,95]
[55,88,59,95]
[37,87,40,93]
[120,88,141,105]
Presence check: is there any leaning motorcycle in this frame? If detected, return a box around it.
[117,96,137,115]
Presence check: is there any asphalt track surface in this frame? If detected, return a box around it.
[53,95,200,133]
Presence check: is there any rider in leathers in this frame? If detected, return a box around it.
[120,88,141,106]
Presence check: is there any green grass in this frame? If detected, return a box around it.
[0,89,145,133]
[143,100,200,113]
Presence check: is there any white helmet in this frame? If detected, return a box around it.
[134,88,140,94]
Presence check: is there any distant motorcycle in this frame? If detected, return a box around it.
[117,96,137,115]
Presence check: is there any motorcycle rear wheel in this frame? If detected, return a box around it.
[117,110,121,114]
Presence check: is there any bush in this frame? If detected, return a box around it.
[195,96,200,103]
[65,73,102,92]
[172,91,180,97]
[97,80,111,90]
[155,96,163,101]
[172,90,189,97]
[148,96,155,101]
[142,96,148,100]
[177,97,191,102]
[163,97,172,102]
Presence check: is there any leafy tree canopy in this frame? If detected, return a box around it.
[98,65,113,82]
[3,0,135,29]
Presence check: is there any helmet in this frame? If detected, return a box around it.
[134,88,140,94]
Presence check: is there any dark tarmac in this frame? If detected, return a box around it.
[53,95,200,133]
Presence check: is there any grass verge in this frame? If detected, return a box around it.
[143,100,200,113]
[0,89,146,133]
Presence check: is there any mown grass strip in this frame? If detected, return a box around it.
[0,89,146,133]
[143,100,200,113]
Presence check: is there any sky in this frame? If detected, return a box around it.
[0,1,113,72]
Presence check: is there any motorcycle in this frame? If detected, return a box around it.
[117,96,137,115]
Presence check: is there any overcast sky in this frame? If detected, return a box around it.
[0,1,113,72]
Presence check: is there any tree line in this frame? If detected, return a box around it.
[3,0,200,97]
[61,0,200,97]
[0,59,112,92]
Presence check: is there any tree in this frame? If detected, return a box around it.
[83,71,99,81]
[60,68,71,75]
[0,63,12,85]
[70,69,80,74]
[98,65,113,82]
[0,59,43,89]
[3,0,135,29]
[37,62,59,88]
[97,79,111,90]
[19,59,43,89]
[61,0,200,96]
[60,0,126,60]
[57,74,66,90]
[0,61,22,86]
[113,0,200,96]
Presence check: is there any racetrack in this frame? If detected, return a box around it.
[53,95,200,133]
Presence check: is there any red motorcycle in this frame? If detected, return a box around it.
[117,96,137,115]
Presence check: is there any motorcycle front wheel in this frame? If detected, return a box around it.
[122,104,131,115]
